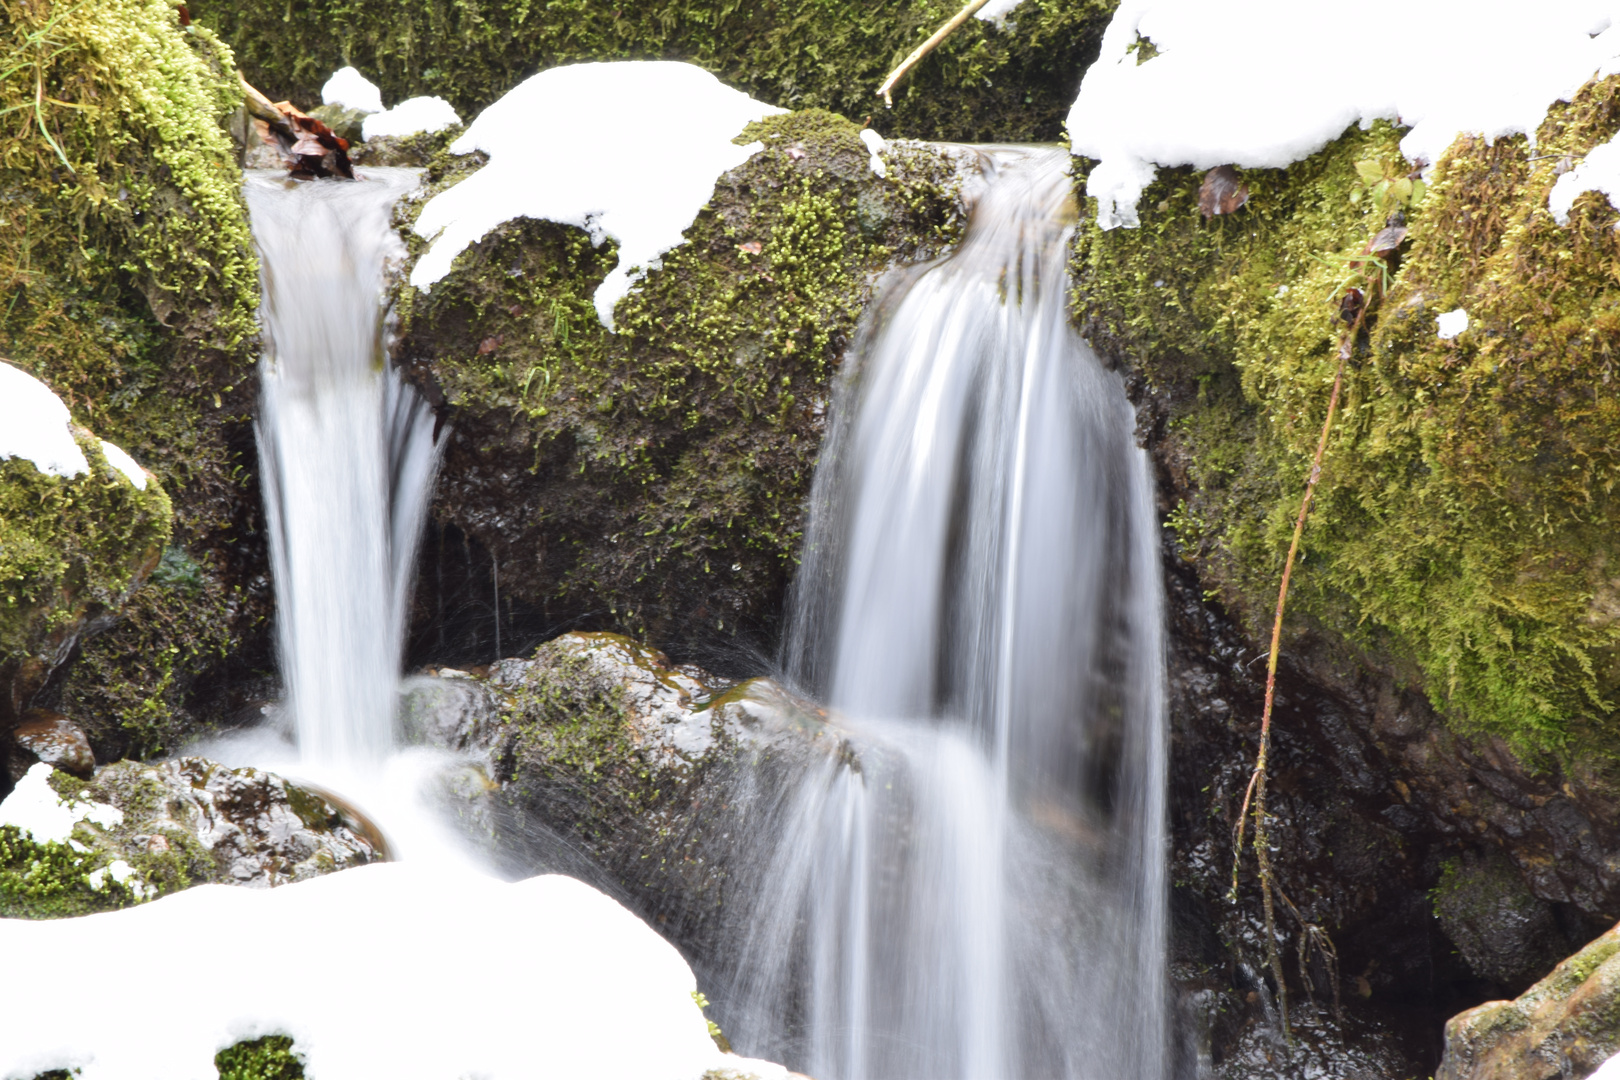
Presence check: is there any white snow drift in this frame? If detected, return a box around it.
[409,61,784,329]
[1068,0,1620,228]
[0,861,784,1080]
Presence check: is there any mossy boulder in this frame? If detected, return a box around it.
[1072,75,1620,763]
[393,109,971,657]
[0,757,384,918]
[199,0,1115,144]
[1435,850,1571,989]
[399,631,838,958]
[1,0,267,768]
[1439,920,1620,1080]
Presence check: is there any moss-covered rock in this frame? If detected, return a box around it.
[1439,919,1620,1080]
[1435,850,1569,989]
[0,757,383,918]
[1072,76,1620,761]
[0,0,268,765]
[394,109,971,655]
[200,0,1114,144]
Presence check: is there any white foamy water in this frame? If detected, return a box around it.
[720,147,1169,1080]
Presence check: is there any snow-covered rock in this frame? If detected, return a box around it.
[409,61,784,329]
[362,95,461,140]
[0,860,787,1080]
[1068,0,1620,228]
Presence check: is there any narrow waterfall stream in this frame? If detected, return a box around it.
[723,147,1168,1080]
[244,168,441,776]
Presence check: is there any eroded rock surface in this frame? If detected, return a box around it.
[0,756,384,917]
[1439,923,1620,1080]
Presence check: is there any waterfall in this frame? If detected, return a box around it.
[245,169,442,772]
[723,147,1169,1080]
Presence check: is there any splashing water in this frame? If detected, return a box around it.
[245,168,442,775]
[720,147,1169,1080]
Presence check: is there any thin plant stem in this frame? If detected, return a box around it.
[1230,299,1364,1039]
[877,0,991,106]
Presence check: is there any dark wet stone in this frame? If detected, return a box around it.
[9,709,94,781]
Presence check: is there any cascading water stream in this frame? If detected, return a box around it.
[244,168,441,777]
[721,147,1168,1080]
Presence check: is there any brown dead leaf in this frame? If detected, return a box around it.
[1198,165,1249,220]
[1365,225,1408,257]
[477,335,504,355]
[738,241,763,255]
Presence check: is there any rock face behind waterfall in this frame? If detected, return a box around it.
[1072,73,1620,1078]
[391,111,974,663]
[197,0,1117,145]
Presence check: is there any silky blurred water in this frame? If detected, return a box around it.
[723,147,1169,1080]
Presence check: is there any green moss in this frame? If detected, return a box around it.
[1073,76,1620,759]
[0,824,139,918]
[395,108,966,646]
[215,1036,305,1080]
[57,545,247,759]
[201,0,1115,144]
[505,640,633,784]
[0,441,173,668]
[1,0,264,741]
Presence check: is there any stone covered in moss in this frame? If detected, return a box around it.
[201,0,1114,144]
[394,109,971,653]
[0,438,173,717]
[0,758,383,918]
[0,0,265,760]
[1072,77,1620,759]
[1439,919,1620,1080]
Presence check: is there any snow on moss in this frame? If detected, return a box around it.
[1068,0,1620,228]
[409,61,784,329]
[0,861,785,1080]
[0,361,88,479]
[362,95,461,139]
[0,763,123,845]
[321,66,383,113]
[98,440,148,490]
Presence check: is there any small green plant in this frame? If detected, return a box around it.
[215,1035,305,1080]
[691,991,731,1053]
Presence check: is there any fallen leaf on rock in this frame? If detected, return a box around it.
[477,335,503,355]
[1365,225,1407,257]
[1199,165,1249,219]
[738,241,762,255]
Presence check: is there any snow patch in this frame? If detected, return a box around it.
[1549,132,1620,222]
[0,361,88,479]
[409,61,784,330]
[99,440,148,490]
[0,762,123,845]
[1068,0,1620,229]
[362,96,462,140]
[1594,1050,1620,1079]
[976,0,1025,22]
[1437,308,1470,340]
[0,862,786,1080]
[860,128,889,178]
[321,67,384,114]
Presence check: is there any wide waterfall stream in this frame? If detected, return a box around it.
[722,147,1167,1080]
[237,150,1166,1079]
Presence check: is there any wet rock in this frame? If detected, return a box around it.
[9,709,94,781]
[68,757,381,894]
[400,631,833,958]
[1438,922,1620,1080]
[1436,850,1569,987]
[307,103,367,144]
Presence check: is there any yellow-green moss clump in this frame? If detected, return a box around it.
[201,0,1115,144]
[1072,76,1620,759]
[0,0,263,748]
[393,109,969,650]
